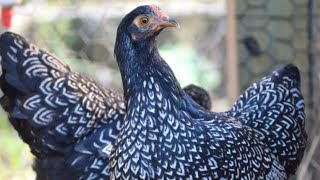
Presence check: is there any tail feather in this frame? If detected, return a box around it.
[228,64,307,175]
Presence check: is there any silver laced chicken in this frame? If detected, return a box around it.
[109,5,307,179]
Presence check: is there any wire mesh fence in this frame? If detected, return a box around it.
[301,0,320,178]
[0,0,319,179]
[237,0,319,179]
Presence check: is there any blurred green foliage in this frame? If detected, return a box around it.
[0,111,35,179]
[160,44,220,89]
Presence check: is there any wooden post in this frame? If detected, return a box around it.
[226,0,239,105]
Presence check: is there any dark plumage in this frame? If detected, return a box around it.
[183,84,212,110]
[110,5,306,179]
[0,32,211,179]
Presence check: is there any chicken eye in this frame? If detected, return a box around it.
[139,16,150,26]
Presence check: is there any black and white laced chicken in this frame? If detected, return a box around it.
[0,32,211,179]
[0,4,307,180]
[109,5,307,179]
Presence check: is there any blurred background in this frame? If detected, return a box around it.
[0,0,318,179]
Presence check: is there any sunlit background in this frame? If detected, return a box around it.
[0,0,319,179]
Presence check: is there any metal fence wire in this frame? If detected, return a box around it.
[0,0,319,179]
[237,0,320,179]
[301,0,320,179]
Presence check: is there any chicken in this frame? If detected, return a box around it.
[110,5,306,179]
[0,32,212,179]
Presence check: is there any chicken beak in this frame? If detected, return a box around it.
[163,18,180,28]
[154,18,180,34]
